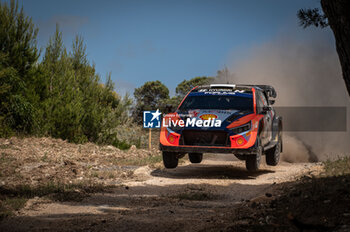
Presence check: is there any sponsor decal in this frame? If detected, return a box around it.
[188,110,200,117]
[199,114,218,120]
[197,89,246,95]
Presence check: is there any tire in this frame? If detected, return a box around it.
[266,136,281,166]
[162,151,179,169]
[189,153,203,163]
[246,139,262,171]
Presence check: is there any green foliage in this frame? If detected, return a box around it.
[0,0,221,149]
[297,8,328,28]
[0,0,39,75]
[176,76,214,97]
[133,80,169,123]
[35,25,133,147]
[0,0,39,136]
[133,77,215,118]
[110,124,147,149]
[159,96,182,114]
[0,1,134,149]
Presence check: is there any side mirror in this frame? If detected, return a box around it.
[261,106,272,114]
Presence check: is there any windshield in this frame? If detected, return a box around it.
[179,95,253,111]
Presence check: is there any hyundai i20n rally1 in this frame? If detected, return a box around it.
[159,84,283,171]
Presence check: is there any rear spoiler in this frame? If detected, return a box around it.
[239,85,277,98]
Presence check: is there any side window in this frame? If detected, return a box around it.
[256,91,264,113]
[260,93,268,107]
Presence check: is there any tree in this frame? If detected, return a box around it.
[42,24,64,93]
[298,0,350,97]
[39,28,132,144]
[39,27,85,141]
[133,81,169,123]
[297,8,328,28]
[159,96,182,113]
[0,0,39,135]
[0,0,134,148]
[71,35,88,70]
[0,0,39,78]
[176,76,214,98]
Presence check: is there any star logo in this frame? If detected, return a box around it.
[150,109,162,121]
[143,109,162,128]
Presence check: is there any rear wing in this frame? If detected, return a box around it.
[240,85,277,98]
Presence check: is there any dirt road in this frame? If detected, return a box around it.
[0,155,322,232]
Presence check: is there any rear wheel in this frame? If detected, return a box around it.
[246,139,262,171]
[266,136,281,166]
[162,152,179,169]
[189,153,203,163]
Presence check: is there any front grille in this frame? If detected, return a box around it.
[182,130,229,146]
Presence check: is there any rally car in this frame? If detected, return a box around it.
[159,84,282,171]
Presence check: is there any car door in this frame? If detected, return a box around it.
[260,92,273,144]
[256,91,271,146]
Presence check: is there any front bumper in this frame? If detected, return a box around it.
[160,144,258,154]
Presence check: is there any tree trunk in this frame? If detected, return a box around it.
[321,0,350,97]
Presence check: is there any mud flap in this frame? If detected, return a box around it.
[271,116,282,143]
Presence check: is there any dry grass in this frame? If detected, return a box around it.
[323,156,350,176]
[113,155,163,167]
[0,137,163,220]
[0,197,27,219]
[0,181,111,219]
[0,137,161,186]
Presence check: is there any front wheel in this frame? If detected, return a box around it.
[162,152,179,169]
[189,153,203,163]
[246,140,262,171]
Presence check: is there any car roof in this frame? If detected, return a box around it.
[194,84,277,99]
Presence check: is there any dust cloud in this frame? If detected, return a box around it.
[216,29,350,162]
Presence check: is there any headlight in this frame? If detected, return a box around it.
[230,122,251,134]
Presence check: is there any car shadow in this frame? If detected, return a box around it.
[151,163,275,180]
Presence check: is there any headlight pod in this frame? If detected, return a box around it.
[230,122,251,134]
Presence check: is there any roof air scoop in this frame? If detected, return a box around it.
[209,84,236,88]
